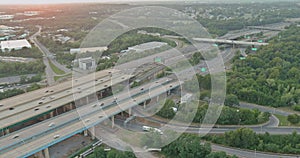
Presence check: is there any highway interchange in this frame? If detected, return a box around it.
[1,21,298,157]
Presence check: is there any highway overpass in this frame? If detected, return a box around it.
[247,26,285,31]
[0,69,133,133]
[193,38,269,46]
[0,79,180,158]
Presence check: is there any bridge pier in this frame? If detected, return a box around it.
[62,106,67,112]
[111,116,115,128]
[156,95,159,102]
[50,111,54,118]
[44,148,50,158]
[100,91,103,99]
[84,129,88,137]
[128,108,132,116]
[90,126,95,140]
[167,90,171,96]
[143,101,146,109]
[69,103,73,110]
[5,128,9,135]
[35,150,44,158]
[86,96,89,104]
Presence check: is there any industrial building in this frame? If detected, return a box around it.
[0,39,32,52]
[70,47,108,54]
[78,57,96,70]
[127,41,168,52]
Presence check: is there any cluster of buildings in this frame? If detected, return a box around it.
[0,25,29,41]
[71,41,169,71]
[0,15,14,20]
[137,30,161,37]
[52,34,72,44]
[0,11,40,21]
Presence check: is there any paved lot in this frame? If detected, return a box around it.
[49,134,92,158]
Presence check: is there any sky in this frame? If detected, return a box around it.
[0,0,297,4]
[0,0,156,5]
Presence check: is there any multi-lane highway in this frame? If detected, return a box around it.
[0,80,180,158]
[193,38,269,46]
[0,69,132,130]
[0,77,172,152]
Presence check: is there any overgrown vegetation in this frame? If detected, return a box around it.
[86,146,135,158]
[103,29,177,56]
[205,128,300,154]
[0,83,42,100]
[0,60,45,77]
[227,26,300,107]
[0,47,43,58]
[162,134,238,158]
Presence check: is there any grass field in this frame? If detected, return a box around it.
[48,60,65,75]
[274,114,300,127]
[54,73,71,81]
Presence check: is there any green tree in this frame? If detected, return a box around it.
[224,94,240,107]
[157,99,176,119]
[287,114,300,124]
[225,128,258,149]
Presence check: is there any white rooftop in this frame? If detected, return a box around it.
[128,41,168,52]
[1,39,31,51]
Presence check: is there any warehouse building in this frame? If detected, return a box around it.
[0,39,32,52]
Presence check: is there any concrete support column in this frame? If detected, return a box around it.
[86,96,89,104]
[156,95,160,102]
[100,91,103,99]
[5,128,9,135]
[143,101,147,109]
[44,148,50,158]
[167,90,171,96]
[128,108,132,116]
[111,116,115,128]
[50,111,54,118]
[62,106,67,112]
[43,115,48,120]
[90,126,95,140]
[84,129,88,136]
[35,150,44,158]
[69,103,73,110]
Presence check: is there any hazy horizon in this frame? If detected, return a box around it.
[0,0,298,5]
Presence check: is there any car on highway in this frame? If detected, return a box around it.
[54,135,60,139]
[12,134,19,139]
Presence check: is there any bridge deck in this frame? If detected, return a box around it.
[0,81,180,158]
[193,38,268,46]
[0,69,118,112]
[0,72,133,129]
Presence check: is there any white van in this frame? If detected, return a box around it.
[142,126,151,131]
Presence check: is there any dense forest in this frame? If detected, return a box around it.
[162,134,237,158]
[86,134,237,158]
[157,99,270,125]
[205,128,300,154]
[227,26,300,107]
[86,146,135,158]
[0,47,43,58]
[194,3,300,36]
[103,29,177,55]
[0,60,45,77]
